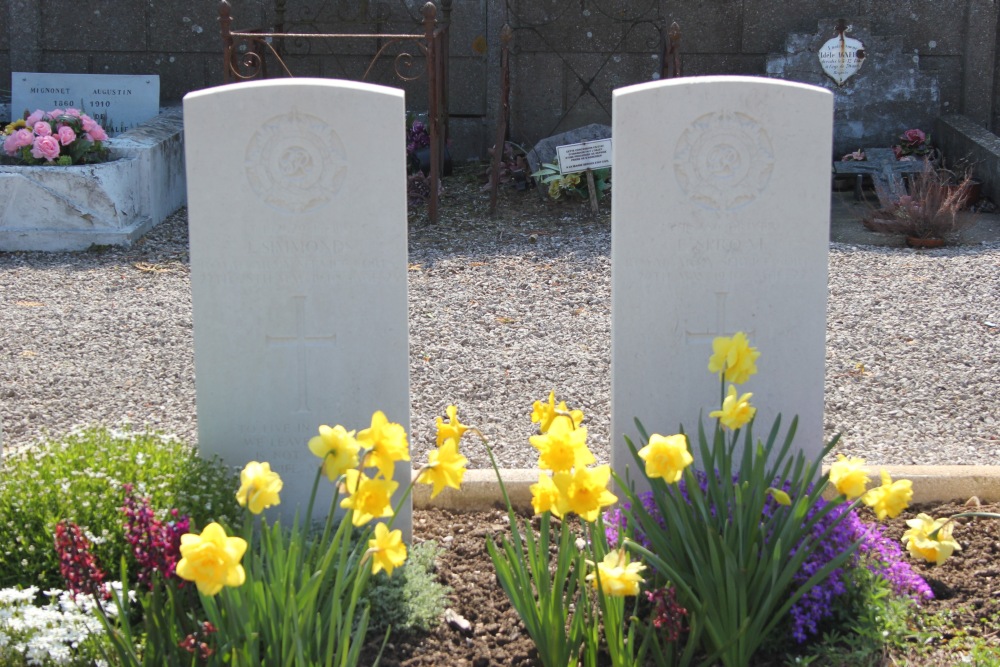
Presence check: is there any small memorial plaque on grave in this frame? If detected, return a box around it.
[11,73,160,135]
[818,35,866,86]
[556,139,613,174]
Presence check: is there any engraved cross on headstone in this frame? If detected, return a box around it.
[265,295,336,413]
[684,292,755,344]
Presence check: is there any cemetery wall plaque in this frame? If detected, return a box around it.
[12,73,160,135]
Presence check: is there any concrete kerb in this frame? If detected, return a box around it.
[411,466,1000,512]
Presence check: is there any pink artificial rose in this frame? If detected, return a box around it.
[49,109,65,119]
[33,121,53,137]
[31,135,61,161]
[11,128,34,151]
[81,115,97,132]
[25,110,45,125]
[3,133,19,156]
[87,124,109,142]
[57,125,77,146]
[902,129,926,145]
[65,108,82,117]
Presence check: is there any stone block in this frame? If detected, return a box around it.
[149,0,225,53]
[0,108,185,252]
[663,0,741,54]
[742,0,845,53]
[862,0,965,56]
[935,113,1000,206]
[150,53,223,103]
[683,54,767,76]
[448,57,487,115]
[40,0,148,51]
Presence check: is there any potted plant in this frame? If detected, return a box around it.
[863,160,976,247]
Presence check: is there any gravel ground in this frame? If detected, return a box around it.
[1,183,998,469]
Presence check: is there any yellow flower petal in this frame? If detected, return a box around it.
[586,548,645,597]
[530,472,560,515]
[552,465,617,522]
[419,438,468,498]
[235,461,283,514]
[340,469,398,527]
[358,411,410,480]
[435,405,470,447]
[829,454,869,500]
[308,424,360,481]
[707,331,760,384]
[863,470,913,520]
[637,434,692,484]
[902,513,961,565]
[708,385,756,430]
[175,523,247,596]
[529,416,594,473]
[369,522,407,576]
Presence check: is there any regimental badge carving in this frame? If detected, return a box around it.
[674,112,775,211]
[245,110,347,213]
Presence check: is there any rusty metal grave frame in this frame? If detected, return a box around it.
[219,0,450,222]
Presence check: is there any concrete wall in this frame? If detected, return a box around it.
[3,0,998,160]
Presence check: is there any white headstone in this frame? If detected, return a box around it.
[610,76,832,475]
[12,72,160,135]
[184,79,410,532]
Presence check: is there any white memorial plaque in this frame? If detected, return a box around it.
[611,76,833,477]
[184,79,410,531]
[818,36,866,86]
[556,139,613,174]
[11,72,160,135]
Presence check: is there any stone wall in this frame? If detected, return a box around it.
[3,0,998,160]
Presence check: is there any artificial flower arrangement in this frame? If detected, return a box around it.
[3,108,109,166]
[531,158,611,202]
[893,127,934,160]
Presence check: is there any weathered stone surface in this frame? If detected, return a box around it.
[41,0,148,51]
[662,0,741,54]
[935,113,1000,206]
[184,79,411,532]
[767,19,940,156]
[0,108,185,251]
[742,0,846,53]
[611,77,833,474]
[861,0,966,55]
[525,122,611,173]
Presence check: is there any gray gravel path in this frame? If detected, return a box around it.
[1,206,998,468]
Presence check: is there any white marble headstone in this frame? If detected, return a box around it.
[610,76,833,475]
[184,79,410,531]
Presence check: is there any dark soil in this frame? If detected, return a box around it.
[364,501,1000,666]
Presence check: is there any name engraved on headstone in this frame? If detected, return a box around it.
[674,111,775,211]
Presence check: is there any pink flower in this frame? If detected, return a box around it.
[902,129,926,146]
[25,109,45,125]
[57,125,77,146]
[87,124,109,142]
[33,121,53,137]
[31,135,61,161]
[10,128,34,151]
[81,116,98,132]
[49,109,65,119]
[65,108,82,117]
[3,133,19,155]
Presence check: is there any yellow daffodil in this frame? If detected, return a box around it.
[529,415,595,473]
[864,471,913,520]
[829,454,870,500]
[709,385,756,430]
[368,522,407,576]
[903,513,961,565]
[175,523,247,596]
[235,461,283,514]
[340,469,398,527]
[419,437,468,498]
[435,404,469,446]
[552,465,618,522]
[358,410,410,480]
[707,331,760,385]
[530,391,584,434]
[530,472,561,515]
[308,424,361,481]
[586,548,646,596]
[637,433,693,484]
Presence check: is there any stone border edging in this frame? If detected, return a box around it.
[412,466,1000,512]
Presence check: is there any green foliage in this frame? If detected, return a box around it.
[366,540,451,637]
[621,412,861,667]
[0,427,240,591]
[531,161,611,201]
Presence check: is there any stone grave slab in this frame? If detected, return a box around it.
[183,79,410,532]
[610,76,833,477]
